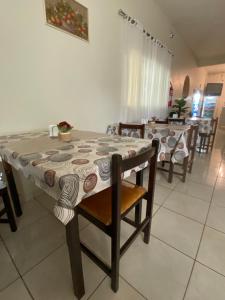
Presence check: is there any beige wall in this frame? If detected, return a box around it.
[0,0,206,135]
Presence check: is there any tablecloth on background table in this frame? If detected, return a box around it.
[186,117,212,134]
[106,123,190,163]
[0,130,152,225]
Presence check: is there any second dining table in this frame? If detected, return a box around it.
[107,123,190,163]
[0,129,154,299]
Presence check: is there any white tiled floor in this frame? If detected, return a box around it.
[1,129,225,299]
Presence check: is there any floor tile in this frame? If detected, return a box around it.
[90,277,145,300]
[175,179,213,202]
[80,222,134,265]
[24,244,105,300]
[4,215,65,275]
[164,191,209,224]
[218,162,225,178]
[0,279,32,300]
[152,207,204,258]
[126,201,160,223]
[187,173,217,187]
[120,236,193,300]
[197,227,225,276]
[0,200,48,240]
[212,177,225,208]
[207,204,225,233]
[185,262,225,300]
[155,171,180,189]
[153,184,172,205]
[0,240,19,291]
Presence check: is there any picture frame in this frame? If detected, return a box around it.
[44,0,89,41]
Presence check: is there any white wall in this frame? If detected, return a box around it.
[0,0,206,135]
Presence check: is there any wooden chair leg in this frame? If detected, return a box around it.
[199,136,203,153]
[2,161,22,217]
[182,157,189,183]
[168,161,174,183]
[135,201,142,226]
[203,137,206,152]
[206,136,210,153]
[188,149,194,173]
[143,199,153,244]
[1,189,17,232]
[144,144,157,244]
[211,134,216,150]
[111,224,120,292]
[135,170,143,226]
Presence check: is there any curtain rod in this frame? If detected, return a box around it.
[118,9,173,56]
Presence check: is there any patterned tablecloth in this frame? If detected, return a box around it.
[106,124,190,163]
[0,130,152,225]
[186,117,212,134]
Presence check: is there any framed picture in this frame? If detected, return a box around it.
[44,0,88,41]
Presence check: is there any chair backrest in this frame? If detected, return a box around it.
[111,139,159,208]
[211,117,218,135]
[168,118,186,125]
[118,123,145,139]
[154,119,169,124]
[186,125,198,151]
[191,125,199,149]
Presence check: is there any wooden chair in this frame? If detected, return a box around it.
[168,118,186,125]
[208,117,218,151]
[198,117,218,153]
[77,140,159,292]
[118,123,145,139]
[0,177,17,232]
[154,119,169,124]
[158,126,194,183]
[188,125,199,173]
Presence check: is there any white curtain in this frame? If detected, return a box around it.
[120,19,172,123]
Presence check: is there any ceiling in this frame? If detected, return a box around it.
[155,0,225,67]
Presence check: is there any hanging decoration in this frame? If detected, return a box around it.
[118,9,173,56]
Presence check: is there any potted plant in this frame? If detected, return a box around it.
[57,121,73,142]
[169,97,189,118]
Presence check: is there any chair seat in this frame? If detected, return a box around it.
[79,181,146,225]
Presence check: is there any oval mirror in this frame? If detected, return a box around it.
[182,75,190,98]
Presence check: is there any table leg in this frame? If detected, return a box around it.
[2,160,22,217]
[66,209,85,300]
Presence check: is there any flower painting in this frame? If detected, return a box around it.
[45,0,88,41]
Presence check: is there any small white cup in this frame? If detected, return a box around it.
[49,125,59,137]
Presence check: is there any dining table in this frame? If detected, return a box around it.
[186,117,212,134]
[107,123,190,163]
[0,129,153,299]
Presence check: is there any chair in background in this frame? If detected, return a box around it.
[208,117,218,151]
[198,117,218,153]
[154,119,169,124]
[188,125,199,173]
[168,118,186,125]
[118,123,145,226]
[118,123,145,139]
[0,174,17,232]
[77,140,158,292]
[158,126,194,183]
